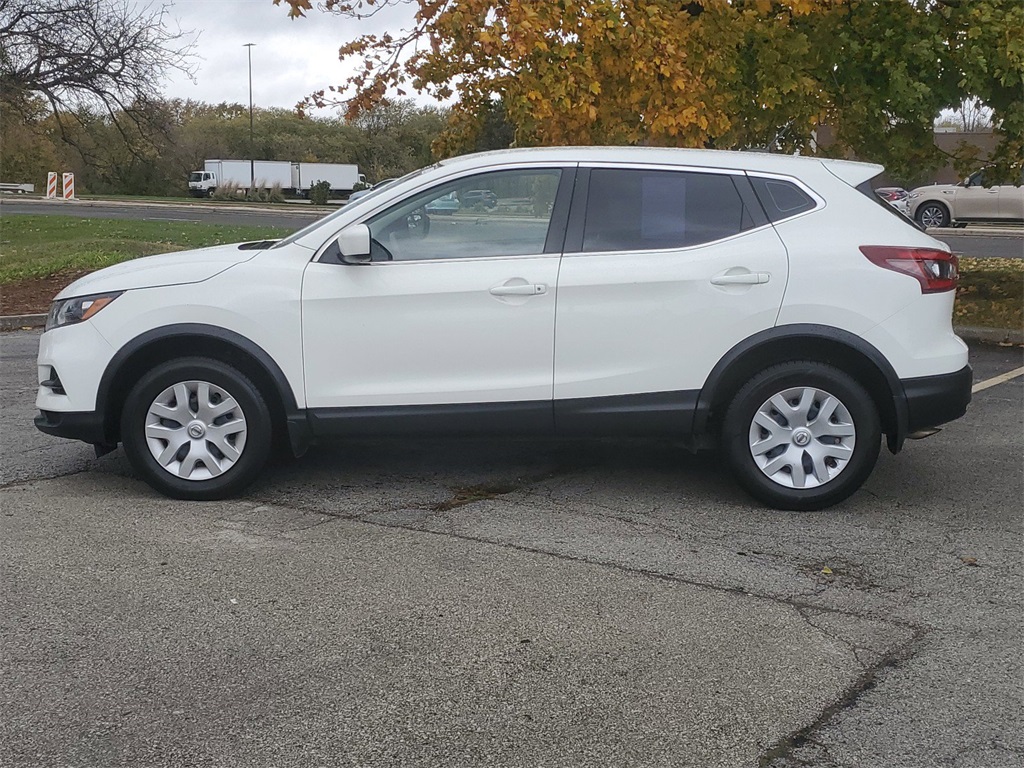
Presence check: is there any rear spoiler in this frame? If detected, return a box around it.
[827,160,926,232]
[820,159,884,187]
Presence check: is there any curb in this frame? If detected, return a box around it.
[954,325,1024,345]
[1,313,47,331]
[928,225,1024,238]
[3,313,1019,345]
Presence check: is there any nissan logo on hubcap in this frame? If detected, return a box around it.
[792,428,812,447]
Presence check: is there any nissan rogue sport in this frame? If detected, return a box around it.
[35,147,971,510]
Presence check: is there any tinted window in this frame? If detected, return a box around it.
[857,179,923,232]
[366,169,561,261]
[749,177,816,221]
[582,169,753,252]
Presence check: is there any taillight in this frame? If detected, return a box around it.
[859,246,959,293]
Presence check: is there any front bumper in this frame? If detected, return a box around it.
[34,410,109,445]
[901,364,972,433]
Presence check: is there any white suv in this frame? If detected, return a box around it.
[35,147,971,510]
[909,168,1024,228]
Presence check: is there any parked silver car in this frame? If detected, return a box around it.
[909,169,1024,228]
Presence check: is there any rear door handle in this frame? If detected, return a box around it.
[489,283,547,296]
[710,272,770,285]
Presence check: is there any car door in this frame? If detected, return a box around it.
[553,165,790,433]
[998,171,1024,220]
[300,166,573,429]
[956,171,1001,219]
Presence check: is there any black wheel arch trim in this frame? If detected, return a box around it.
[95,323,312,455]
[692,324,910,452]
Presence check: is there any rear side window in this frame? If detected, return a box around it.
[582,169,757,252]
[749,177,817,221]
[856,178,924,231]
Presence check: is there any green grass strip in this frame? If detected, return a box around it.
[956,257,1023,331]
[0,214,292,283]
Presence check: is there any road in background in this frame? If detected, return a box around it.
[934,231,1023,260]
[2,198,1022,259]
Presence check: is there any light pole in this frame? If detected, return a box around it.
[244,42,256,191]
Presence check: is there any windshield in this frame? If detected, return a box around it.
[271,165,431,249]
[189,172,203,182]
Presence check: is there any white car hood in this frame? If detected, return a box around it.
[55,243,258,300]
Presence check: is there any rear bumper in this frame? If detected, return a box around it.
[901,365,972,433]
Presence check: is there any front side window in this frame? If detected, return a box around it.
[582,168,756,252]
[366,169,561,262]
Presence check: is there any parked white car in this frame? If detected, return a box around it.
[874,186,911,217]
[36,147,971,510]
[909,169,1024,228]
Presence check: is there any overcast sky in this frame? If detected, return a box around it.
[160,0,419,112]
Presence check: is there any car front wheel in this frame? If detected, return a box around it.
[915,201,950,228]
[723,362,881,511]
[121,357,272,500]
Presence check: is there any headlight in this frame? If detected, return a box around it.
[908,191,921,200]
[45,292,122,332]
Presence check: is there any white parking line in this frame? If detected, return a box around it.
[972,366,1024,393]
[143,217,201,223]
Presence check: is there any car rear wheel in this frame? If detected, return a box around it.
[723,362,881,511]
[121,357,272,500]
[915,201,950,228]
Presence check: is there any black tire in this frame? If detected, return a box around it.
[207,188,216,198]
[120,357,272,500]
[722,362,881,511]
[915,201,950,228]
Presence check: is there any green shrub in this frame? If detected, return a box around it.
[211,180,241,200]
[309,180,331,205]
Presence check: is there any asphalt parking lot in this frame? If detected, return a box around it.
[1,330,1021,768]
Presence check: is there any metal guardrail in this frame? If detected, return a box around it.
[0,183,35,193]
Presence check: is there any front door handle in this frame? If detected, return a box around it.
[489,283,547,296]
[710,272,770,285]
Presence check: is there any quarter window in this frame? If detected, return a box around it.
[748,176,817,222]
[366,169,561,261]
[582,168,756,252]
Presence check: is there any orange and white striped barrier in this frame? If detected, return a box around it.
[46,172,58,199]
[62,172,75,200]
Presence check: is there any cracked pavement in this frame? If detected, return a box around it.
[2,330,1021,767]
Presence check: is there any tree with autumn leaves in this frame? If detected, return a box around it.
[275,0,1022,182]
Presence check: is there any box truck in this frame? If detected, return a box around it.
[188,160,363,198]
[291,163,363,196]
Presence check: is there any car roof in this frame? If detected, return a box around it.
[435,146,882,182]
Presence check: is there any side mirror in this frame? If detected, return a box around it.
[336,224,371,264]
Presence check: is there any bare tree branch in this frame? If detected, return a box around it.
[0,0,197,151]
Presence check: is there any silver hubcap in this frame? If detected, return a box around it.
[920,205,945,228]
[144,380,247,481]
[748,386,856,490]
